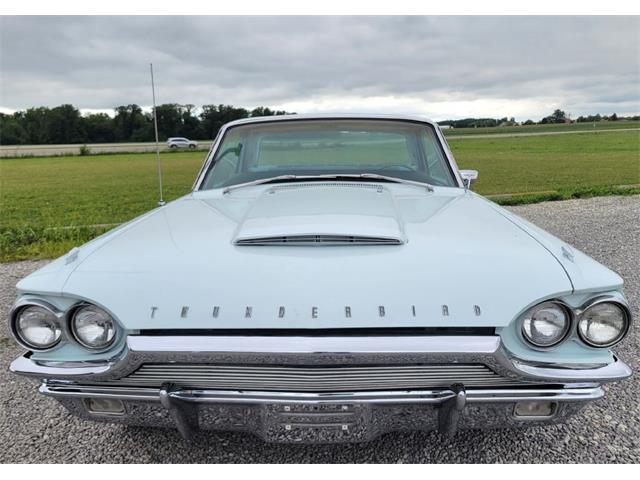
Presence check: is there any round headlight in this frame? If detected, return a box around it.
[521,301,570,348]
[14,305,62,349]
[71,305,117,349]
[578,302,628,347]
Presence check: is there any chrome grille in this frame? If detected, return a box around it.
[115,364,525,392]
[235,235,403,246]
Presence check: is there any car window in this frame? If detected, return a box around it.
[201,120,455,189]
[254,131,416,169]
[421,132,453,185]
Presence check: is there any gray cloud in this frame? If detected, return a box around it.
[0,16,638,119]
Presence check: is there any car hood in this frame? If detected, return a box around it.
[18,183,621,330]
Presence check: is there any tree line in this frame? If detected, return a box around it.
[2,105,638,145]
[0,103,289,145]
[439,109,638,128]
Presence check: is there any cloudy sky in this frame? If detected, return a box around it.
[1,16,638,120]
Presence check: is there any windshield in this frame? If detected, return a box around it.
[200,119,457,189]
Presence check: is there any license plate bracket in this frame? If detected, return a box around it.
[261,403,371,443]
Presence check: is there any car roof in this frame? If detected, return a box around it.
[223,113,438,128]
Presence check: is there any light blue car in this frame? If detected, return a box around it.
[9,114,632,443]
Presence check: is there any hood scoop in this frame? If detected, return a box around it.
[232,182,406,246]
[236,234,403,246]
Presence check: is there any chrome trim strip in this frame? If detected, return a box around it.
[126,335,501,354]
[510,358,632,382]
[39,383,604,404]
[234,233,404,246]
[10,335,631,385]
[10,355,114,376]
[41,384,161,402]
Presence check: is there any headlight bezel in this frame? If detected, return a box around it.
[518,295,631,350]
[69,303,118,351]
[519,300,573,349]
[10,300,64,351]
[576,297,631,348]
[9,298,121,353]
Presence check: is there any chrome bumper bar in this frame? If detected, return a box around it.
[10,335,632,385]
[40,382,605,405]
[38,381,604,442]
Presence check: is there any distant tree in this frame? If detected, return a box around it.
[610,113,618,121]
[21,107,54,143]
[113,104,149,142]
[0,113,28,144]
[250,106,288,117]
[540,109,567,124]
[250,106,274,117]
[47,104,86,144]
[129,113,154,142]
[84,113,116,143]
[154,103,184,140]
[442,118,499,128]
[200,104,250,139]
[180,104,202,139]
[523,119,535,125]
[553,109,566,122]
[551,109,567,123]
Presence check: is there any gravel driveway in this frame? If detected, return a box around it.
[1,195,638,463]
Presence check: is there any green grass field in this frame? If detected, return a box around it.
[1,130,638,261]
[449,130,640,194]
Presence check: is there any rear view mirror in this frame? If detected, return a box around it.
[460,170,478,188]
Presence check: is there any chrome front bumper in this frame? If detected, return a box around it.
[40,382,604,443]
[10,335,632,443]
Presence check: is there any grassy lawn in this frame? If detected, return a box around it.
[449,130,640,195]
[0,151,205,260]
[1,130,638,261]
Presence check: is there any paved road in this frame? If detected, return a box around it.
[0,141,213,158]
[1,195,638,463]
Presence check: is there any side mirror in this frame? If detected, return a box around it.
[460,170,478,189]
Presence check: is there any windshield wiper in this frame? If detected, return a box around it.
[222,173,434,194]
[355,173,434,192]
[222,175,302,194]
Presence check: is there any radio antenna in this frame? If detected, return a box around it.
[150,63,165,206]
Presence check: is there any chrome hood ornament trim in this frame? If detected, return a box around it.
[235,234,403,246]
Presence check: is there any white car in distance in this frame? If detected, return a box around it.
[166,137,198,149]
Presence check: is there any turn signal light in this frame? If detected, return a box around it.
[83,398,125,415]
[514,401,556,418]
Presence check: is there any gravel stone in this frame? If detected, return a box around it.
[1,195,638,463]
